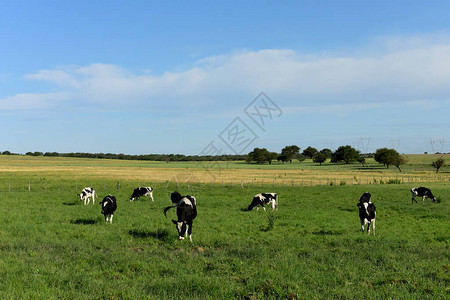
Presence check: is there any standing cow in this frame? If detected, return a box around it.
[100,195,117,224]
[78,187,96,205]
[359,192,371,204]
[164,192,197,242]
[356,197,376,236]
[248,193,278,211]
[129,187,154,202]
[411,187,436,204]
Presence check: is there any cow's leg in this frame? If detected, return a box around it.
[262,206,266,212]
[187,223,193,242]
[372,219,375,236]
[360,220,365,234]
[109,215,114,224]
[149,191,154,202]
[367,220,371,235]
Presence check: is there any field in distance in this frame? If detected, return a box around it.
[0,154,448,187]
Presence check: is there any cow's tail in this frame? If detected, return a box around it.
[163,205,177,218]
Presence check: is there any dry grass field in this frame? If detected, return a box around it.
[0,154,448,188]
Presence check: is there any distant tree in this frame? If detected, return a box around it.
[374,148,394,168]
[44,152,59,157]
[431,157,445,173]
[302,146,318,159]
[320,148,332,158]
[281,145,300,163]
[312,152,327,165]
[297,154,306,162]
[391,154,407,172]
[268,152,278,164]
[357,156,366,165]
[277,155,288,163]
[246,148,273,164]
[374,148,407,172]
[331,145,361,164]
[2,150,12,155]
[25,152,33,156]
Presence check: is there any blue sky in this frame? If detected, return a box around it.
[1,1,449,155]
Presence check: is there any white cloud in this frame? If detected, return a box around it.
[2,34,450,113]
[0,93,68,110]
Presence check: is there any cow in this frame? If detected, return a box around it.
[411,187,436,204]
[100,195,117,224]
[129,187,154,202]
[171,191,182,204]
[77,187,96,205]
[359,192,371,204]
[163,192,197,242]
[356,200,376,236]
[248,193,278,211]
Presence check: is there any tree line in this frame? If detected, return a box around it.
[246,145,446,173]
[0,151,247,162]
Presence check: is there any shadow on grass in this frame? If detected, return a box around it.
[70,218,98,225]
[63,202,78,206]
[129,229,171,242]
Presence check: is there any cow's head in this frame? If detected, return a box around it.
[172,220,187,240]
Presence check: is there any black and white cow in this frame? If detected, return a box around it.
[129,187,154,202]
[359,192,371,204]
[77,187,96,205]
[248,193,278,211]
[411,187,436,204]
[163,192,197,242]
[170,191,182,204]
[100,194,117,224]
[356,199,376,236]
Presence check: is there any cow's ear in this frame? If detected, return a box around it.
[172,219,177,224]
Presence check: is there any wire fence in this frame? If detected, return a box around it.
[1,174,448,193]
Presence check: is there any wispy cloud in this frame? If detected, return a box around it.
[1,34,450,114]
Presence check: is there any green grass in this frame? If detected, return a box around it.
[0,180,448,299]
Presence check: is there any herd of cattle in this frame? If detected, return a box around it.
[77,185,437,241]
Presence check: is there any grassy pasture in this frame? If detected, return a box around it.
[0,171,448,297]
[0,155,448,298]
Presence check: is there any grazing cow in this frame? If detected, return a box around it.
[100,195,117,224]
[411,187,436,204]
[171,191,182,204]
[164,192,197,242]
[356,200,376,236]
[248,193,278,211]
[359,192,371,204]
[77,187,96,205]
[129,187,154,202]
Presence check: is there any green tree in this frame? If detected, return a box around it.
[312,152,327,165]
[331,145,361,164]
[431,157,445,173]
[246,148,273,164]
[281,145,300,163]
[391,153,407,172]
[374,148,402,169]
[320,148,332,158]
[302,146,318,159]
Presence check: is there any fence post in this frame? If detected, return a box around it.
[28,181,31,192]
[117,181,120,191]
[45,181,47,193]
[241,179,243,188]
